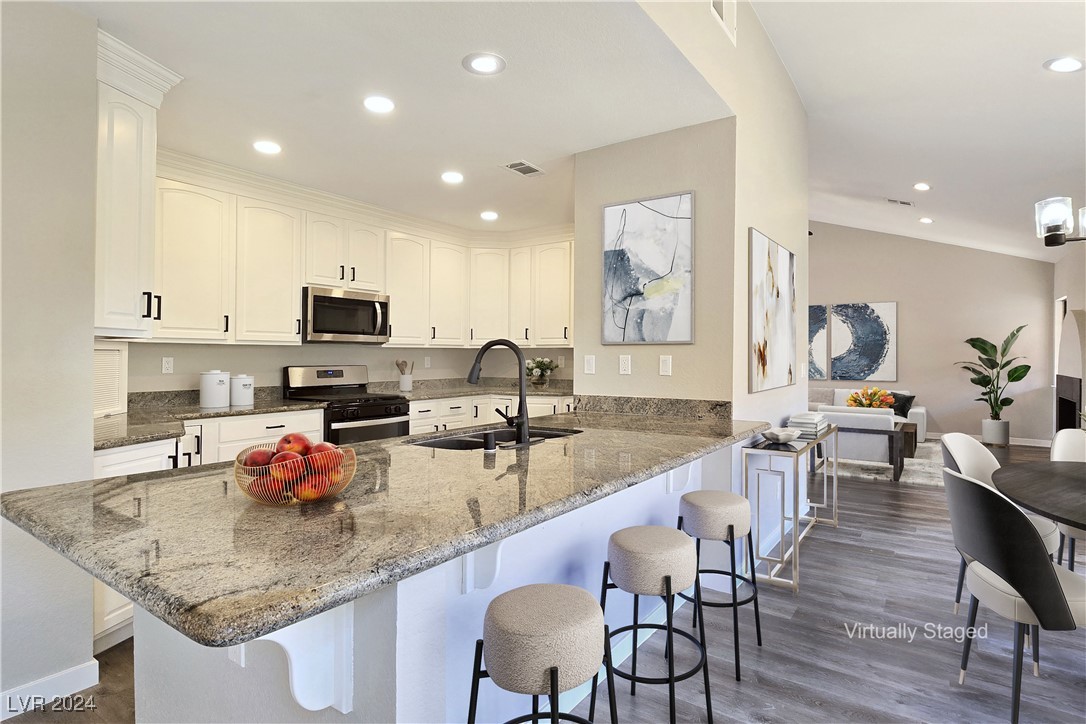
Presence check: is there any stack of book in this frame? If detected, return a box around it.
[788,411,829,440]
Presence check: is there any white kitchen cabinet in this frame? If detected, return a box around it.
[154,179,235,340]
[429,241,470,346]
[175,423,203,468]
[469,248,510,344]
[94,83,157,337]
[91,437,176,653]
[532,242,573,346]
[235,197,303,344]
[438,398,471,431]
[409,400,440,434]
[208,409,323,464]
[526,396,560,419]
[305,214,385,293]
[386,232,431,345]
[509,247,533,346]
[347,220,384,292]
[559,396,576,414]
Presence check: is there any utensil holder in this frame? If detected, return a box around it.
[399,374,412,392]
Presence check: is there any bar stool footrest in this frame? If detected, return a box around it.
[676,569,758,608]
[505,714,593,724]
[607,623,706,685]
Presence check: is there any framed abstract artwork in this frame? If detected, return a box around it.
[830,302,897,381]
[749,228,796,391]
[808,305,829,380]
[602,192,693,344]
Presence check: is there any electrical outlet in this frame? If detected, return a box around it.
[424,356,431,369]
[558,355,565,368]
[161,357,174,374]
[659,355,672,376]
[584,355,596,374]
[619,355,632,375]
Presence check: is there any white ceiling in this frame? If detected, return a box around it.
[72,1,732,233]
[754,0,1086,262]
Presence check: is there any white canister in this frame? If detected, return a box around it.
[399,374,413,392]
[200,370,230,408]
[231,374,255,407]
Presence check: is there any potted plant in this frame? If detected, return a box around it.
[957,325,1031,446]
[525,357,559,388]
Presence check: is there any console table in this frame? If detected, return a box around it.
[742,425,838,592]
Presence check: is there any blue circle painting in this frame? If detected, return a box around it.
[830,303,890,380]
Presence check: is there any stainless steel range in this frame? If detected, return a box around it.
[283,365,409,444]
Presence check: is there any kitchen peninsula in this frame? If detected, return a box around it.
[2,406,767,723]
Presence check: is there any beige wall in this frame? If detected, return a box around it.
[572,119,736,399]
[809,221,1056,441]
[127,344,573,392]
[1,2,98,693]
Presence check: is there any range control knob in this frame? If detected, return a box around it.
[346,408,360,420]
[393,405,403,414]
[384,405,392,414]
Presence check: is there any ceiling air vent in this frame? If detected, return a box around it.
[886,198,915,207]
[504,160,545,178]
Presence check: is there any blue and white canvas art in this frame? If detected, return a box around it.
[830,302,897,381]
[808,305,829,380]
[602,192,692,344]
[749,228,796,392]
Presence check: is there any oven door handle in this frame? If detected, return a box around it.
[330,415,410,430]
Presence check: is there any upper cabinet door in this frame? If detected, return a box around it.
[95,83,157,337]
[235,197,303,344]
[509,246,533,346]
[346,221,384,292]
[429,241,469,346]
[385,232,430,345]
[304,212,346,288]
[469,248,509,344]
[532,242,573,347]
[154,180,235,340]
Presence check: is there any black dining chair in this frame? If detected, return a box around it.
[942,468,1084,724]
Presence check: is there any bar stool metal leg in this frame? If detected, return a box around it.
[630,594,639,695]
[747,531,763,646]
[728,524,741,681]
[664,576,676,724]
[549,667,560,724]
[468,639,485,724]
[604,625,619,724]
[691,538,702,628]
[532,696,539,719]
[694,573,714,723]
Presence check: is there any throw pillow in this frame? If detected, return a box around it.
[891,393,916,418]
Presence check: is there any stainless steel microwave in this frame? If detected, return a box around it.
[302,287,390,343]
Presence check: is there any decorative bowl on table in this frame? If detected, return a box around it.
[762,427,802,444]
[234,436,356,506]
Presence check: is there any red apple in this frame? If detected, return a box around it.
[307,442,344,473]
[269,451,305,482]
[276,432,312,456]
[294,473,331,502]
[242,448,274,468]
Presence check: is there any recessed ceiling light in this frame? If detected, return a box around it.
[480,211,499,221]
[1043,57,1084,73]
[253,140,281,154]
[462,53,507,75]
[441,171,464,185]
[363,96,395,114]
[919,217,933,224]
[913,182,931,191]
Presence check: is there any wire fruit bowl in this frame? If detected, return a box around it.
[234,442,356,506]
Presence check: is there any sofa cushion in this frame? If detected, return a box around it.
[890,393,916,418]
[809,388,834,407]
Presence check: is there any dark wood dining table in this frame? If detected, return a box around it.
[991,461,1086,529]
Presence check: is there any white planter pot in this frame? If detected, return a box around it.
[981,418,1010,447]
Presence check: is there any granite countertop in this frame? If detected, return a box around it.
[94,400,328,451]
[5,412,768,647]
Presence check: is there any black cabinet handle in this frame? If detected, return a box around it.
[153,295,162,320]
[525,327,529,339]
[442,423,448,430]
[194,434,202,455]
[431,326,436,340]
[470,328,474,340]
[351,267,356,282]
[419,409,432,414]
[265,424,285,429]
[450,406,462,410]
[296,318,301,334]
[142,291,153,318]
[339,265,345,280]
[224,315,229,333]
[168,453,178,469]
[183,452,192,467]
[474,405,479,418]
[563,326,568,340]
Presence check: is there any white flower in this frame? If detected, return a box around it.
[532,368,542,377]
[542,357,551,364]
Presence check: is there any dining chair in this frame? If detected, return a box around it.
[1051,428,1086,571]
[942,468,1084,724]
[940,433,1060,613]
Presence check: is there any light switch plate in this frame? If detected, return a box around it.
[424,356,431,369]
[162,357,174,374]
[659,355,672,376]
[583,355,596,374]
[619,355,632,375]
[558,355,565,368]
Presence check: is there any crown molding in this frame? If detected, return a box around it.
[97,30,182,108]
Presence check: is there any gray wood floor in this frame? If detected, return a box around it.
[9,444,1084,723]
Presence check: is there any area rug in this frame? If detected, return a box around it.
[833,441,944,486]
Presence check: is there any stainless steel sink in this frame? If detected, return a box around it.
[413,428,580,451]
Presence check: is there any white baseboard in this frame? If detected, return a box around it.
[956,433,1052,448]
[1,659,99,721]
[93,621,132,655]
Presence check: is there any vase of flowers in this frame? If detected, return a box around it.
[846,386,895,409]
[526,357,559,388]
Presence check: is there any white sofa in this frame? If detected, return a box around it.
[815,405,904,480]
[808,387,927,442]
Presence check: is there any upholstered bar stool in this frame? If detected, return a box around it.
[589,525,712,724]
[468,583,618,724]
[677,490,763,681]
